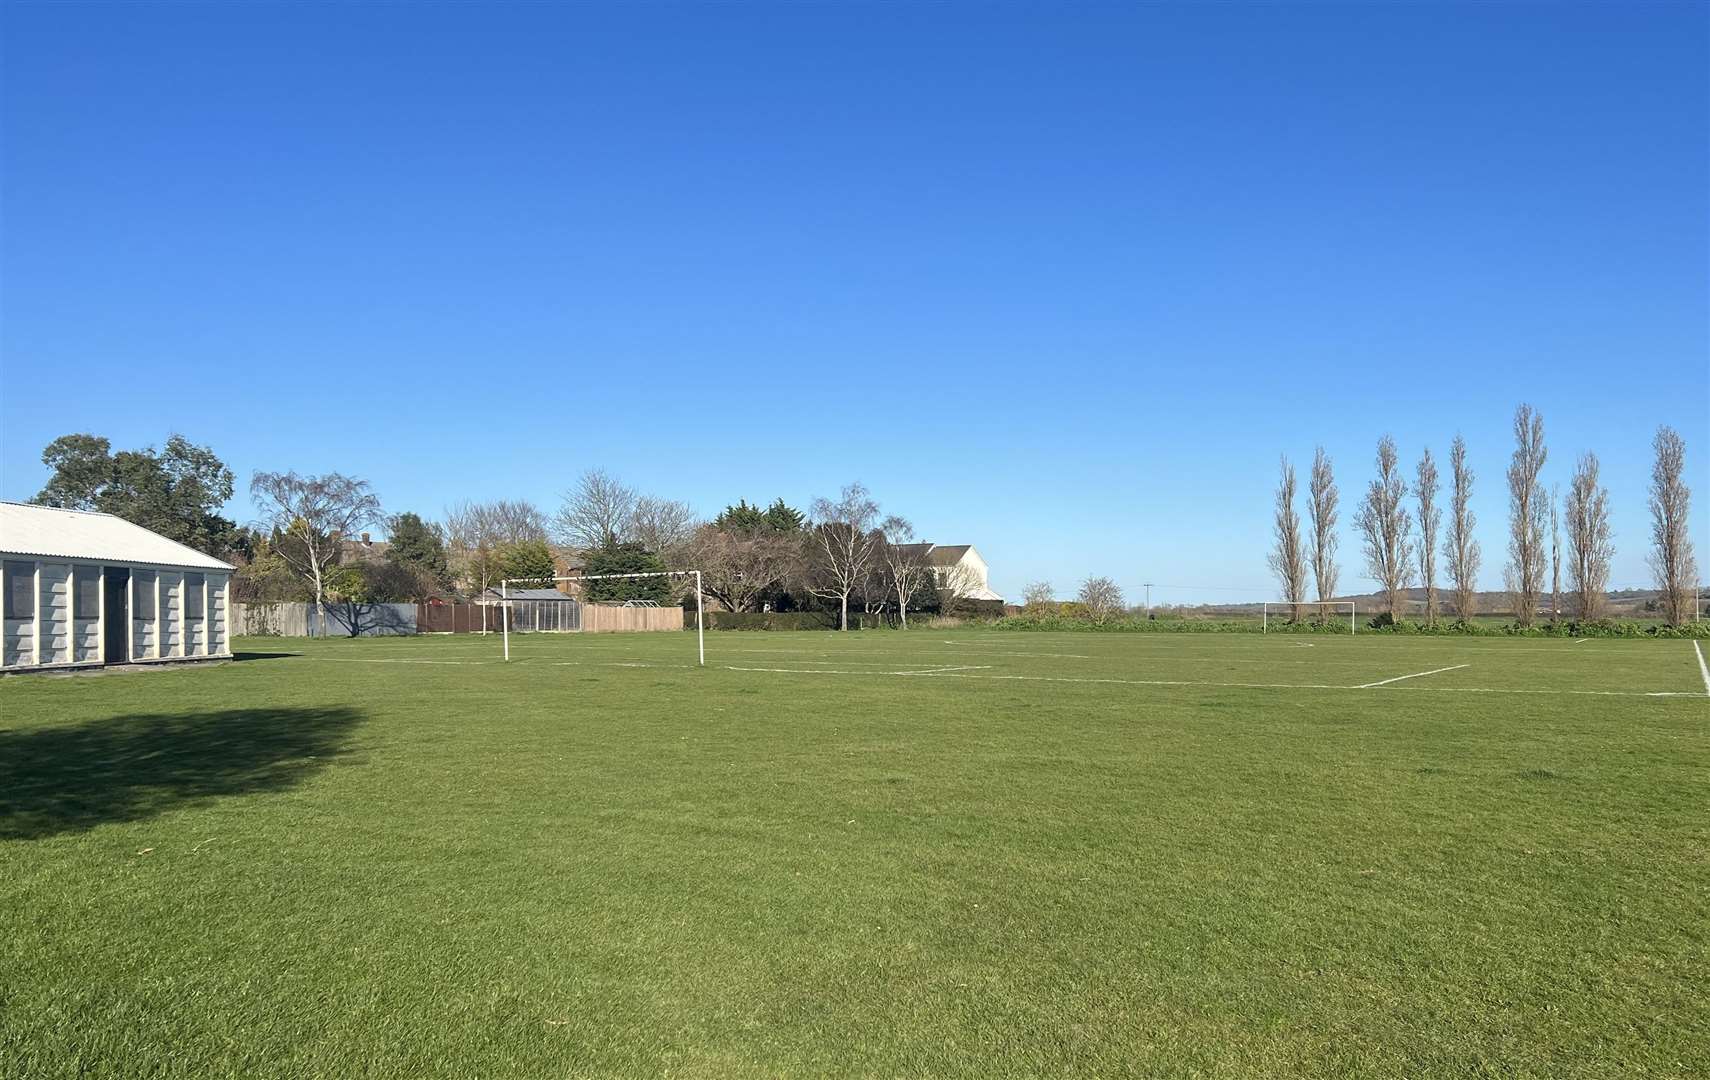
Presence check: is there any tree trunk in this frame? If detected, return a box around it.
[840,594,848,631]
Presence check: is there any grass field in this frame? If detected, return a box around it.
[3,629,1707,1078]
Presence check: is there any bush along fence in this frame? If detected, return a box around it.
[992,613,1710,638]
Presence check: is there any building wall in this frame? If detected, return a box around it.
[159,571,182,658]
[209,576,228,654]
[133,569,157,658]
[961,549,990,589]
[73,567,100,663]
[0,557,230,670]
[38,563,71,665]
[1,617,27,667]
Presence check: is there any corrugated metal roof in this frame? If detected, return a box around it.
[479,587,576,602]
[0,501,234,571]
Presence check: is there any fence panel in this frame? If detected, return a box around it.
[580,604,683,633]
[235,602,416,637]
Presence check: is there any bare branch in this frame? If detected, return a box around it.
[1415,446,1440,625]
[1505,404,1548,626]
[1444,434,1481,620]
[250,471,382,607]
[553,469,639,551]
[1566,453,1613,622]
[1267,456,1308,622]
[1076,576,1124,624]
[1648,426,1698,626]
[1308,447,1340,618]
[803,483,882,630]
[1353,435,1413,622]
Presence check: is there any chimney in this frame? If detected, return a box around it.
[361,532,372,546]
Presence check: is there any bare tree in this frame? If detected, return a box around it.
[553,468,638,551]
[1565,453,1613,623]
[1415,447,1441,625]
[250,471,382,607]
[877,517,933,628]
[631,495,700,567]
[688,524,799,613]
[1308,447,1340,621]
[1022,581,1054,610]
[1267,457,1308,622]
[1077,576,1124,624]
[804,483,882,630]
[1444,434,1481,621]
[1505,404,1549,626]
[1648,426,1698,626]
[1548,485,1562,624]
[934,560,985,616]
[445,499,548,599]
[1354,436,1413,622]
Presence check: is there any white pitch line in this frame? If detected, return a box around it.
[1694,641,1710,697]
[940,642,1091,658]
[721,664,1698,699]
[316,657,490,665]
[888,664,993,675]
[1357,664,1470,689]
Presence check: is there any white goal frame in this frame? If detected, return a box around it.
[1263,601,1356,634]
[500,570,704,665]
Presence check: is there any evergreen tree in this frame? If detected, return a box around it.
[497,540,557,585]
[386,512,451,589]
[34,432,240,557]
[714,499,768,533]
[583,544,671,603]
[763,498,805,533]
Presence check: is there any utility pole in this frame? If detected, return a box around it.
[1143,582,1153,618]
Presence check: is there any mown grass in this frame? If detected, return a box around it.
[2,630,1706,1078]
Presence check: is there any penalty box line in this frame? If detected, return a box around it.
[1357,664,1470,689]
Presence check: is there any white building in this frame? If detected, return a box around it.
[1,501,234,671]
[923,544,1004,602]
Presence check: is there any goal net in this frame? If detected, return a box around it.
[498,571,705,665]
[1262,601,1356,634]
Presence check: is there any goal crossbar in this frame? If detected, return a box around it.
[1262,601,1356,635]
[499,570,704,665]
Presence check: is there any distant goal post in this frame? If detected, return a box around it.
[499,570,704,665]
[1262,601,1356,634]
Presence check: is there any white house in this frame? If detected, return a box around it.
[923,544,1004,602]
[1,501,234,671]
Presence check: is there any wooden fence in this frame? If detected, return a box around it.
[579,605,683,633]
[416,601,680,634]
[235,602,416,637]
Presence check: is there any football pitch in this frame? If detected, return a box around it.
[3,629,1706,1078]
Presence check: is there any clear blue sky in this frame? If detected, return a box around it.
[3,2,1705,603]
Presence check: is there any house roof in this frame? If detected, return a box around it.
[892,543,934,559]
[479,587,577,602]
[0,501,234,571]
[339,536,392,564]
[925,544,973,568]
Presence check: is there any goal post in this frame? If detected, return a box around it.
[500,570,704,665]
[1262,601,1356,635]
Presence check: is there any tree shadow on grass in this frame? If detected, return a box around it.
[0,707,363,840]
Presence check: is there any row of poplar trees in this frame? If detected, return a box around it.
[1269,406,1698,627]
